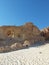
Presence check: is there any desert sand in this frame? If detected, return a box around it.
[0,42,49,65]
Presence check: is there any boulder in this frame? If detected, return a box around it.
[23,40,31,47]
[10,42,23,50]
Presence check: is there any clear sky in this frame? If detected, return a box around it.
[0,0,49,29]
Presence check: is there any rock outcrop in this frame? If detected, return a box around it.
[40,27,49,40]
[0,22,45,52]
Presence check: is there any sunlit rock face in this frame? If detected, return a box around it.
[0,22,45,52]
[0,22,41,40]
[41,27,49,40]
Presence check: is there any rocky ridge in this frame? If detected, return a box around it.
[0,22,45,52]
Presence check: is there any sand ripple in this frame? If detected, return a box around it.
[0,43,49,65]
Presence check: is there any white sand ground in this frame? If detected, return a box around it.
[0,42,49,65]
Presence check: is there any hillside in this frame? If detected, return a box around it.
[0,22,45,52]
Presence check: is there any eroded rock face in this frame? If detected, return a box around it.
[0,22,45,52]
[41,27,49,40]
[0,22,40,38]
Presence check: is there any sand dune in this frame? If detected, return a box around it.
[0,42,49,65]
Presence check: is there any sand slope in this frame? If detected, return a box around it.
[0,42,49,65]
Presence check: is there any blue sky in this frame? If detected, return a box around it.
[0,0,49,29]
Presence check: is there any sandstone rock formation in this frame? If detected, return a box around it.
[0,22,45,52]
[10,42,23,50]
[40,27,49,40]
[23,40,31,47]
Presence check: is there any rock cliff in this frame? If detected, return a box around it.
[0,22,45,52]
